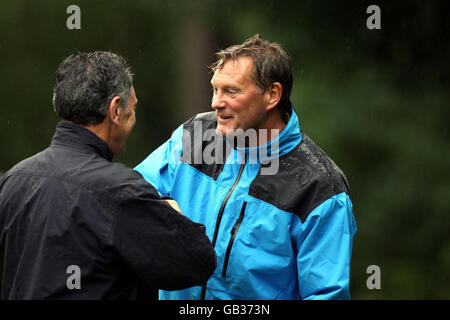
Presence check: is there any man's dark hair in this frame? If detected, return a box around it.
[53,51,133,125]
[210,34,293,117]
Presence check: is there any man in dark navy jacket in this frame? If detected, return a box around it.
[0,51,216,299]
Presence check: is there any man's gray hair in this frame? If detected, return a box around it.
[53,51,133,125]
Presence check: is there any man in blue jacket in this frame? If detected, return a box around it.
[136,34,357,300]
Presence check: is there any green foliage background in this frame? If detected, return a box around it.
[0,0,448,299]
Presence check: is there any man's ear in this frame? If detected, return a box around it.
[265,82,283,112]
[106,96,123,125]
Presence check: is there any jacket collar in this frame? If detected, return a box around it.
[234,107,302,162]
[50,121,114,162]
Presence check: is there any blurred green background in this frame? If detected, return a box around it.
[0,0,448,299]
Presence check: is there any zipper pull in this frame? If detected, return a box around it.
[230,202,247,235]
[230,224,236,236]
[230,217,240,235]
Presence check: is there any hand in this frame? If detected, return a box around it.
[163,199,182,214]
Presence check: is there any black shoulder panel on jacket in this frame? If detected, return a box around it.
[248,132,350,223]
[180,112,231,180]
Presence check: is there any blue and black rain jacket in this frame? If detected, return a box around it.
[135,108,357,300]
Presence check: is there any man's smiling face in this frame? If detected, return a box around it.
[210,56,270,136]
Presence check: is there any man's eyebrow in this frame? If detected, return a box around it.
[210,83,239,91]
[223,85,240,91]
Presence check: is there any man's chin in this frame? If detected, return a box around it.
[215,126,228,137]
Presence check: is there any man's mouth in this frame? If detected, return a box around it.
[218,114,233,120]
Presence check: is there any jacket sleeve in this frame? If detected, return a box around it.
[293,192,357,300]
[111,177,217,291]
[134,125,184,197]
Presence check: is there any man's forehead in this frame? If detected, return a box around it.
[131,86,137,100]
[211,57,254,84]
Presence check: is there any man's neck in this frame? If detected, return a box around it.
[82,122,115,155]
[255,111,287,146]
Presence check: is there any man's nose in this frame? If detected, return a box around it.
[211,92,226,110]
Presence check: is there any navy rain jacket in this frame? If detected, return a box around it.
[0,121,216,299]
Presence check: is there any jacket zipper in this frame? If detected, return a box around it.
[201,152,246,300]
[222,201,247,278]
